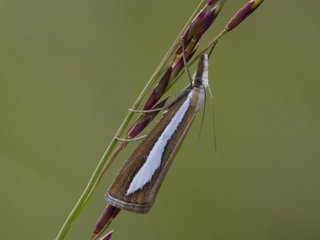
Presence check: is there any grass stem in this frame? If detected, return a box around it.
[54,1,208,239]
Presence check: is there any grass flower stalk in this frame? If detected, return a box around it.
[90,1,265,238]
[54,1,215,239]
[55,1,265,239]
[128,0,226,138]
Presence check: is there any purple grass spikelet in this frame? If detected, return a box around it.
[127,0,226,138]
[225,0,264,32]
[128,98,168,138]
[91,205,120,239]
[143,68,172,110]
[99,231,114,240]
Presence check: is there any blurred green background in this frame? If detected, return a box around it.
[1,1,319,239]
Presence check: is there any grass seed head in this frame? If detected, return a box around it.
[225,0,264,32]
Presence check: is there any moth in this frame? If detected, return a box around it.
[106,54,209,213]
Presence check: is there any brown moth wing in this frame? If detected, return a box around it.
[106,87,202,213]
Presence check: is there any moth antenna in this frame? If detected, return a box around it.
[181,39,193,86]
[114,135,147,142]
[207,82,219,160]
[129,108,163,113]
[195,86,207,156]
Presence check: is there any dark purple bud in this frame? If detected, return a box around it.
[193,8,217,42]
[127,98,168,138]
[172,55,183,73]
[181,10,206,46]
[191,0,225,43]
[100,231,113,240]
[128,118,150,138]
[154,68,172,99]
[207,0,220,6]
[143,67,172,110]
[225,0,264,32]
[171,45,197,78]
[92,205,120,237]
[180,0,224,53]
[143,90,157,111]
[171,57,185,77]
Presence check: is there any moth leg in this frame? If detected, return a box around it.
[128,108,164,113]
[114,135,147,142]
